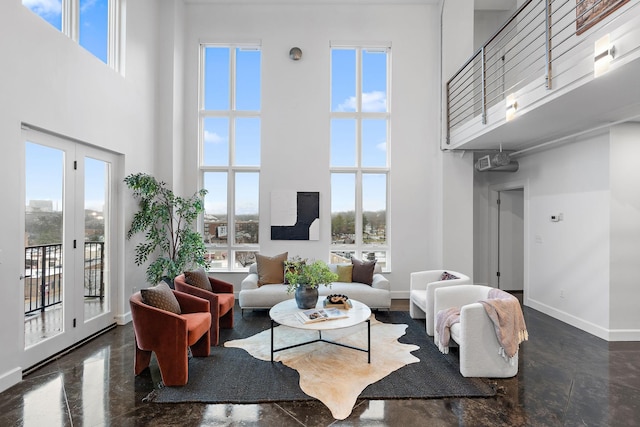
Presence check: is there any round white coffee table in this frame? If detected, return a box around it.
[269,299,372,363]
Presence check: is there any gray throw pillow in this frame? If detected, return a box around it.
[140,282,181,314]
[184,268,212,291]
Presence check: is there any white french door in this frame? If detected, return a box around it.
[22,128,118,369]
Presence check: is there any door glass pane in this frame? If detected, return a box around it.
[362,173,386,245]
[84,157,109,321]
[24,142,65,347]
[79,0,109,63]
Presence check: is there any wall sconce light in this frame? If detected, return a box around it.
[594,34,615,77]
[289,47,302,61]
[505,95,518,121]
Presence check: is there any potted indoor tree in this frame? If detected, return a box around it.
[285,257,338,309]
[124,173,209,286]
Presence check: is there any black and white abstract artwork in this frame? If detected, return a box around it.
[270,191,319,240]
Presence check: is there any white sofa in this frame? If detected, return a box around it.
[239,263,391,312]
[409,270,470,335]
[433,284,519,378]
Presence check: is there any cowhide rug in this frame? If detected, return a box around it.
[225,315,419,420]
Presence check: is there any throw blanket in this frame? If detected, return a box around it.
[436,307,460,354]
[479,288,528,364]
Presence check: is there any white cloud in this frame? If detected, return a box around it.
[23,0,61,16]
[336,91,387,112]
[376,141,387,152]
[204,130,224,144]
[80,0,98,13]
[362,91,387,112]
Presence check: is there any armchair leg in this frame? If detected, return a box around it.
[220,309,234,329]
[134,342,152,375]
[155,349,189,386]
[191,331,211,357]
[210,325,221,347]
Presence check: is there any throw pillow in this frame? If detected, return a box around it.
[256,252,288,286]
[351,257,376,285]
[140,282,181,314]
[184,268,212,291]
[440,271,459,281]
[336,264,353,283]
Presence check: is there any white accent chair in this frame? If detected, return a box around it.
[409,270,470,335]
[433,284,519,378]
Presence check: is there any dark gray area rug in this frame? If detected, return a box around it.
[145,310,496,404]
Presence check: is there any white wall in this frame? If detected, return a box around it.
[441,0,475,277]
[477,134,612,338]
[182,2,443,295]
[0,0,161,392]
[609,123,640,335]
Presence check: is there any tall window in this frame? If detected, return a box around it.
[330,46,390,270]
[22,0,121,67]
[200,45,261,271]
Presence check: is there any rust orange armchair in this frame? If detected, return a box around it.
[129,289,211,386]
[174,273,235,346]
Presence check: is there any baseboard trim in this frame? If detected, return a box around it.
[0,367,22,394]
[526,298,613,341]
[115,311,131,325]
[23,323,117,376]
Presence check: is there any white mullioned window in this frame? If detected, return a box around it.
[330,44,390,270]
[199,44,261,271]
[22,0,123,69]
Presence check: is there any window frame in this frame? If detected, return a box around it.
[198,43,262,272]
[329,45,391,271]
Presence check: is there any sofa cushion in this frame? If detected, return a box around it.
[351,257,376,285]
[256,252,288,286]
[141,282,181,314]
[184,268,212,291]
[336,264,353,283]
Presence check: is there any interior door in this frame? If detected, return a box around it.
[497,189,524,291]
[22,128,117,369]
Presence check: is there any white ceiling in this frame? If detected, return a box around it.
[474,0,516,11]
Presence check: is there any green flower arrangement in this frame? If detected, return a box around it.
[284,257,338,294]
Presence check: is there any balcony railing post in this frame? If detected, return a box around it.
[99,242,105,300]
[446,81,451,144]
[481,46,487,124]
[40,246,46,313]
[545,0,552,90]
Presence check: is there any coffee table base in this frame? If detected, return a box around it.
[270,319,371,363]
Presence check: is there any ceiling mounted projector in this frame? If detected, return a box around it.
[475,152,518,172]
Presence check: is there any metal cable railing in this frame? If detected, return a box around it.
[445,0,636,145]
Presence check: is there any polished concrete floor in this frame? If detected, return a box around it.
[2,299,640,426]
